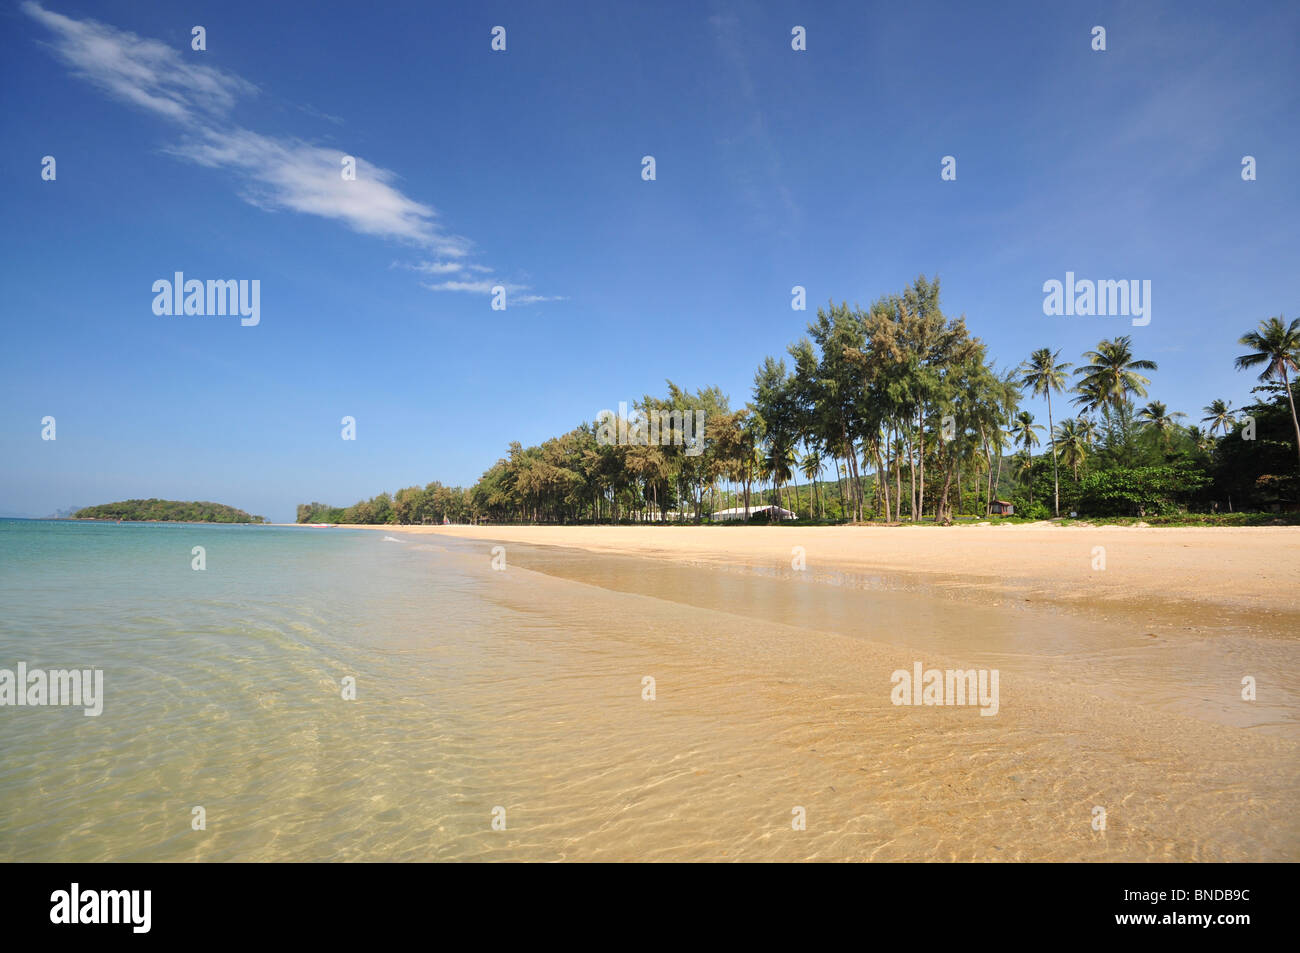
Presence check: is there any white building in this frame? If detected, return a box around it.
[711,504,796,521]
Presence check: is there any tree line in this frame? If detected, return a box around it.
[298,277,1300,524]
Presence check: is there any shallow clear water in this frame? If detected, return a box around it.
[1,519,1295,861]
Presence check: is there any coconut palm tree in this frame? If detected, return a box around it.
[988,426,1013,513]
[783,444,802,517]
[1070,376,1108,414]
[1187,426,1214,454]
[1136,401,1187,450]
[1076,415,1099,447]
[764,440,794,515]
[1200,399,1236,437]
[1073,336,1158,414]
[1010,411,1043,453]
[754,442,773,509]
[966,366,1008,515]
[987,367,1020,511]
[800,448,824,519]
[1053,418,1089,482]
[1019,347,1072,517]
[1234,316,1300,470]
[1009,411,1043,507]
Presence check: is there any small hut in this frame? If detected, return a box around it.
[989,500,1015,516]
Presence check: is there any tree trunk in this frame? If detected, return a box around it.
[956,454,963,520]
[994,445,1004,511]
[876,444,891,521]
[1047,390,1060,517]
[839,458,848,519]
[894,426,903,523]
[1283,366,1300,472]
[917,405,926,521]
[905,428,917,521]
[936,451,955,524]
[980,426,992,515]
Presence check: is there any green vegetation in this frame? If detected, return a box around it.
[74,499,265,523]
[1076,465,1209,517]
[1059,513,1300,527]
[298,281,1300,525]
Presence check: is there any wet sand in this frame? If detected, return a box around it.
[7,521,1293,861]
[350,523,1300,860]
[368,523,1300,621]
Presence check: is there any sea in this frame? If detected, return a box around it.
[1,518,1296,861]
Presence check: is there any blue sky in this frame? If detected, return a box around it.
[2,0,1297,521]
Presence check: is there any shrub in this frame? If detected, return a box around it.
[1022,501,1051,520]
[1077,465,1209,517]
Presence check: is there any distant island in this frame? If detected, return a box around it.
[72,499,265,523]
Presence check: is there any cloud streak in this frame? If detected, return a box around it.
[23,2,557,299]
[23,1,254,121]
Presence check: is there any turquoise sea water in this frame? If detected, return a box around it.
[0,519,539,860]
[2,518,1296,861]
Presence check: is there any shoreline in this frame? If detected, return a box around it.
[334,522,1300,625]
[7,518,1295,860]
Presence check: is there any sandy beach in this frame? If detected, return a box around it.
[5,520,1297,862]
[349,522,1300,622]
[331,521,1299,861]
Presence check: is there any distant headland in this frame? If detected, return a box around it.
[71,500,265,523]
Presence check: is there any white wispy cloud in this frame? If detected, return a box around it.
[165,127,465,252]
[395,260,468,276]
[512,294,568,305]
[296,102,345,126]
[419,279,567,305]
[22,1,254,121]
[423,279,499,294]
[23,2,558,300]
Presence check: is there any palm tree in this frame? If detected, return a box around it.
[800,449,824,519]
[764,441,794,515]
[1009,411,1043,507]
[1136,401,1187,450]
[1053,418,1089,482]
[1235,316,1300,470]
[783,444,801,517]
[754,443,773,510]
[1187,426,1214,454]
[988,426,1013,513]
[988,368,1020,511]
[1200,399,1236,437]
[1074,336,1158,414]
[1070,376,1108,415]
[1076,415,1099,447]
[1019,347,1072,517]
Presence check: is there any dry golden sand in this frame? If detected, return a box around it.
[381,522,1300,618]
[334,522,1299,860]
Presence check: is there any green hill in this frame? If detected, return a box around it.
[72,499,265,523]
